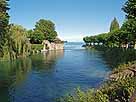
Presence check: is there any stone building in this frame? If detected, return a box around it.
[41,40,64,52]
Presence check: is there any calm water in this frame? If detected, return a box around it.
[0,42,111,102]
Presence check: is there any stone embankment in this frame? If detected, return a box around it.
[41,40,64,52]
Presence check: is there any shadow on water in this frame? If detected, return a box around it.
[94,46,136,68]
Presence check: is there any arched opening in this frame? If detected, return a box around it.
[45,44,49,50]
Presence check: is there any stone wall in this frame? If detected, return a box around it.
[41,40,64,52]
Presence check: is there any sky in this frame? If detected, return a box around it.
[9,0,127,42]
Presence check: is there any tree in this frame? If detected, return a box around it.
[83,36,89,45]
[121,19,136,48]
[110,17,120,32]
[122,0,136,19]
[8,24,31,59]
[27,30,33,38]
[34,19,58,42]
[122,0,136,48]
[96,33,108,45]
[0,0,9,57]
[27,30,45,44]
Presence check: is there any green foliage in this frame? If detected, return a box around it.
[57,88,109,102]
[0,0,60,60]
[122,0,136,48]
[83,0,136,49]
[83,20,136,48]
[101,77,136,102]
[83,33,108,46]
[0,1,31,60]
[103,62,136,102]
[27,30,45,44]
[33,19,58,43]
[83,36,90,45]
[121,19,136,43]
[0,0,9,57]
[122,0,136,19]
[110,17,120,32]
[83,31,122,47]
[7,24,31,59]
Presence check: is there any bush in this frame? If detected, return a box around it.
[31,44,43,53]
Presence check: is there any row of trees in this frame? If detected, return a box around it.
[0,0,58,60]
[83,0,136,49]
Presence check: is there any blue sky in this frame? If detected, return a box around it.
[9,0,127,42]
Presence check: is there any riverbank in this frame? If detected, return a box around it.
[58,46,136,102]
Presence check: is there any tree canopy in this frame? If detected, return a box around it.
[122,0,136,19]
[31,19,58,43]
[122,0,136,45]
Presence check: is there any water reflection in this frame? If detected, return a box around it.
[0,58,32,102]
[95,47,136,68]
[31,50,64,72]
[0,50,64,102]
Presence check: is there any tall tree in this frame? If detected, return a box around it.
[110,17,120,32]
[29,30,45,44]
[34,19,58,42]
[121,19,136,42]
[0,0,9,57]
[122,0,136,19]
[122,0,136,48]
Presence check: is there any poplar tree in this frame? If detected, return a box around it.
[110,17,120,32]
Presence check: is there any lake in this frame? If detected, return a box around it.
[0,42,111,102]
